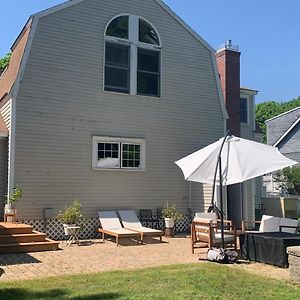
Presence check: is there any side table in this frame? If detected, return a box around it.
[65,226,81,246]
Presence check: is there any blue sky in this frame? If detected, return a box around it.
[1,0,299,104]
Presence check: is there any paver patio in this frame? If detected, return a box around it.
[0,236,289,281]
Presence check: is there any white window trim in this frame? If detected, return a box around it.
[92,136,146,171]
[103,14,161,97]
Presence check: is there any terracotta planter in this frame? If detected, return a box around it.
[164,217,175,228]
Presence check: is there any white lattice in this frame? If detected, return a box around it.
[17,215,192,240]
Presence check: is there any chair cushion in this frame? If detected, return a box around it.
[193,218,213,236]
[195,212,218,223]
[214,233,235,243]
[279,217,299,234]
[259,215,280,232]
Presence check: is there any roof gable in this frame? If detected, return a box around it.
[273,116,300,147]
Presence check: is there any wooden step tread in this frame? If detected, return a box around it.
[0,222,32,229]
[0,240,59,247]
[0,232,47,244]
[0,239,60,254]
[0,232,46,238]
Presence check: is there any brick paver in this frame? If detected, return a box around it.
[0,236,289,281]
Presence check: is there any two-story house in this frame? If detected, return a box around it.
[0,0,229,238]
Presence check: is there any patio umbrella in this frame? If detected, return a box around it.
[175,132,297,248]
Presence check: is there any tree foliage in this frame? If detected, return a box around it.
[274,166,300,195]
[256,97,300,142]
[0,52,12,75]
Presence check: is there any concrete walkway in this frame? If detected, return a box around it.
[0,236,289,281]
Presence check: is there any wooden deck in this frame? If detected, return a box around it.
[0,222,59,254]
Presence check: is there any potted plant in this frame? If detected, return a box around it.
[57,200,84,235]
[162,202,183,229]
[4,185,23,214]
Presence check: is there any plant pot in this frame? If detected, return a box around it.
[164,217,175,229]
[4,203,15,214]
[63,224,76,236]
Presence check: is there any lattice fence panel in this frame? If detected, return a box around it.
[17,215,192,240]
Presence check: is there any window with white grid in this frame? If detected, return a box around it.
[92,137,145,170]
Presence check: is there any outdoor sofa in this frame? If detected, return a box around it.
[242,214,300,233]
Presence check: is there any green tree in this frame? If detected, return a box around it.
[274,166,300,195]
[256,97,300,143]
[0,52,12,75]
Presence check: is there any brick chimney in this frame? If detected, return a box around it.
[216,40,241,137]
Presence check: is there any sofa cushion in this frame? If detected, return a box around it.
[259,215,280,232]
[279,218,300,234]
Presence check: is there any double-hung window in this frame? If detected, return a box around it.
[104,15,161,97]
[92,137,145,170]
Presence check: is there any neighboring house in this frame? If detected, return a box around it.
[264,106,300,196]
[216,41,262,226]
[266,106,300,163]
[0,0,228,237]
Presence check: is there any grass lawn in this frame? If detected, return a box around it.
[0,263,299,299]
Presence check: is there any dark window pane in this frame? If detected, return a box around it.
[112,144,119,151]
[106,43,129,68]
[97,143,120,168]
[139,19,159,45]
[240,98,248,123]
[106,16,129,39]
[105,43,130,93]
[98,151,104,159]
[122,143,141,168]
[105,67,129,92]
[134,145,140,153]
[138,49,159,73]
[137,72,160,96]
[105,144,112,151]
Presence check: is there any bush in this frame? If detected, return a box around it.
[162,202,183,221]
[274,166,300,195]
[57,200,84,225]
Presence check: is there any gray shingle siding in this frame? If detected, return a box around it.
[266,107,300,146]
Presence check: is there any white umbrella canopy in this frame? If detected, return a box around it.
[175,135,297,186]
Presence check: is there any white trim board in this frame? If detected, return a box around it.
[265,106,300,123]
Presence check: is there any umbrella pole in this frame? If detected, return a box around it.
[218,156,225,248]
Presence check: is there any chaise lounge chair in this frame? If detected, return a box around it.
[97,211,140,246]
[118,210,164,243]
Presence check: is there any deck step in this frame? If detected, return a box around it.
[0,239,60,254]
[0,223,33,235]
[0,231,46,244]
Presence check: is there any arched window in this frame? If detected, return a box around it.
[104,15,161,97]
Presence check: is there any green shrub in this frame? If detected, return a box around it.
[57,200,84,225]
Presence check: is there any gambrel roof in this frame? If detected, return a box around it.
[0,0,228,119]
